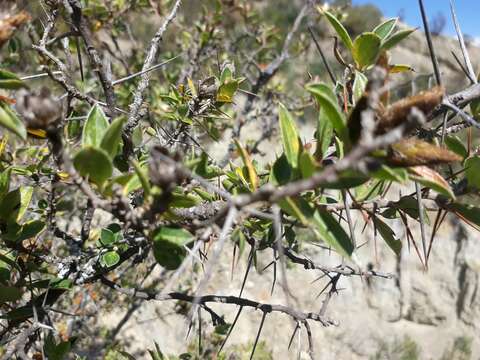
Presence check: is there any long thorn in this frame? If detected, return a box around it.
[308,26,336,85]
[418,0,442,86]
[249,312,267,360]
[288,322,301,350]
[415,183,428,268]
[239,245,255,297]
[75,37,84,82]
[218,306,243,354]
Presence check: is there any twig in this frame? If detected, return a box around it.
[112,54,182,86]
[124,0,183,138]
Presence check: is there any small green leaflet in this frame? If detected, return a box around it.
[278,103,301,169]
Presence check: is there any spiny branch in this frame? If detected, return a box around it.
[100,277,337,326]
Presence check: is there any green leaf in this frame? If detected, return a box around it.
[82,104,109,147]
[320,170,369,189]
[0,286,22,304]
[100,251,120,267]
[0,168,11,197]
[132,160,151,197]
[49,278,73,290]
[0,186,33,222]
[216,79,239,103]
[170,192,201,208]
[315,106,334,159]
[269,154,294,186]
[100,116,125,158]
[235,139,258,191]
[100,228,117,246]
[0,253,13,284]
[449,203,480,229]
[279,196,353,257]
[44,333,72,360]
[0,102,27,140]
[445,135,468,159]
[152,227,194,270]
[352,32,382,69]
[4,220,45,242]
[278,103,301,169]
[465,156,480,189]
[352,71,368,104]
[122,174,142,195]
[307,83,349,148]
[373,18,397,39]
[355,179,385,202]
[392,195,429,224]
[299,151,317,179]
[312,210,354,257]
[220,66,233,83]
[231,227,246,258]
[323,10,353,51]
[382,28,416,51]
[73,147,113,185]
[373,217,402,255]
[371,165,409,183]
[0,69,25,90]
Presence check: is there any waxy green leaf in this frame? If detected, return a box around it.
[307,83,350,148]
[152,227,194,270]
[352,32,382,69]
[82,104,109,147]
[323,10,353,51]
[0,103,26,140]
[100,117,125,158]
[73,147,113,185]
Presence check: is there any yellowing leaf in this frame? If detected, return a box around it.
[278,103,301,169]
[216,79,239,103]
[27,128,47,138]
[57,171,70,181]
[388,138,462,167]
[234,139,258,191]
[187,77,197,97]
[389,64,415,74]
[409,166,455,199]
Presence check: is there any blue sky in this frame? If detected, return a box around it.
[352,0,480,38]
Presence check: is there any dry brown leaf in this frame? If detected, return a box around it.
[377,86,444,133]
[387,138,462,166]
[0,11,31,49]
